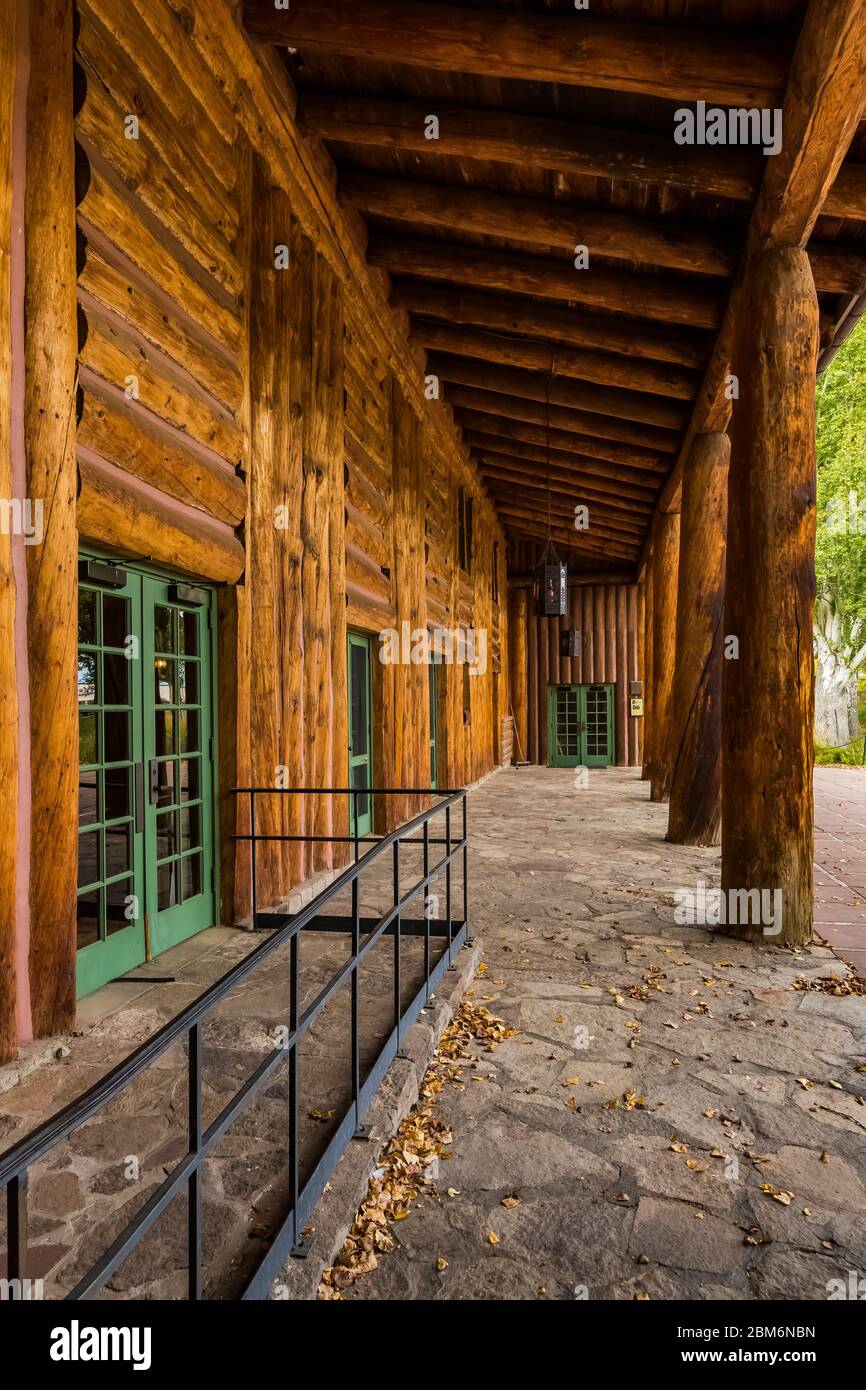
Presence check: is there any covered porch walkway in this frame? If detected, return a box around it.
[345,766,866,1301]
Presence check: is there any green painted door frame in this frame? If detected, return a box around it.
[77,556,218,998]
[76,569,147,998]
[547,683,615,768]
[348,631,374,838]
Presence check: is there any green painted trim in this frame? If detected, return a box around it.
[348,631,374,837]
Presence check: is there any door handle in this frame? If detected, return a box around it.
[149,759,160,806]
[135,762,145,832]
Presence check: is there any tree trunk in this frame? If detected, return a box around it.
[848,676,861,742]
[814,662,852,746]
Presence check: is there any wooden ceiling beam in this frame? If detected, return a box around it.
[476,454,658,509]
[455,408,667,473]
[244,0,787,106]
[478,466,654,520]
[644,0,866,563]
[469,442,661,497]
[493,509,638,557]
[391,280,711,370]
[341,172,738,279]
[443,384,680,455]
[429,353,689,432]
[413,319,698,400]
[369,235,725,330]
[303,92,866,223]
[346,173,865,292]
[483,493,646,544]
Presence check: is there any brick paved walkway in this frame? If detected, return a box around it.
[814,767,866,977]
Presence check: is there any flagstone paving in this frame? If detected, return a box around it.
[344,766,866,1302]
[814,766,866,977]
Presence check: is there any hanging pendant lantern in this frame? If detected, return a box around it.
[534,366,568,617]
[534,537,567,617]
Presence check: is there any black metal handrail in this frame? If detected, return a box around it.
[0,786,469,1301]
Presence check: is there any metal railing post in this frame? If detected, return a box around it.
[7,1171,28,1292]
[445,804,453,967]
[288,932,307,1257]
[188,1021,203,1300]
[463,793,471,946]
[250,789,258,931]
[422,817,431,1003]
[393,837,403,1055]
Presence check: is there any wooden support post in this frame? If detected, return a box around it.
[648,512,680,802]
[667,431,729,845]
[509,586,528,761]
[26,0,78,1036]
[721,247,818,946]
[640,562,653,777]
[0,0,19,1061]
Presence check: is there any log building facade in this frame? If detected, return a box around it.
[2,0,866,1065]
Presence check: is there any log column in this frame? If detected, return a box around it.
[721,246,817,946]
[26,0,78,1035]
[648,512,680,802]
[667,431,729,845]
[640,559,653,780]
[509,586,528,762]
[0,1,19,1061]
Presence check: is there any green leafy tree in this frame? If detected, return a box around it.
[815,316,866,745]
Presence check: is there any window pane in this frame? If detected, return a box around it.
[78,653,97,705]
[179,710,199,754]
[156,760,176,809]
[181,805,201,852]
[157,860,179,910]
[178,661,198,705]
[154,658,175,705]
[180,610,198,657]
[77,890,101,950]
[78,830,101,889]
[104,711,129,763]
[104,766,130,822]
[182,854,202,901]
[156,810,177,861]
[106,879,134,937]
[106,822,131,877]
[104,652,129,706]
[79,712,98,767]
[155,711,174,756]
[78,589,97,645]
[102,594,129,649]
[79,771,99,827]
[155,606,174,654]
[178,759,200,802]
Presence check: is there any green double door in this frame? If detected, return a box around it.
[77,563,216,998]
[547,683,615,767]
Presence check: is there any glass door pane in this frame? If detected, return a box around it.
[143,579,216,957]
[348,633,373,837]
[548,685,582,767]
[76,570,146,998]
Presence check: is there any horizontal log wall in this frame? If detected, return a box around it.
[67,0,506,934]
[508,541,644,769]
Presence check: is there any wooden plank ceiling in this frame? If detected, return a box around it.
[243,0,866,574]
